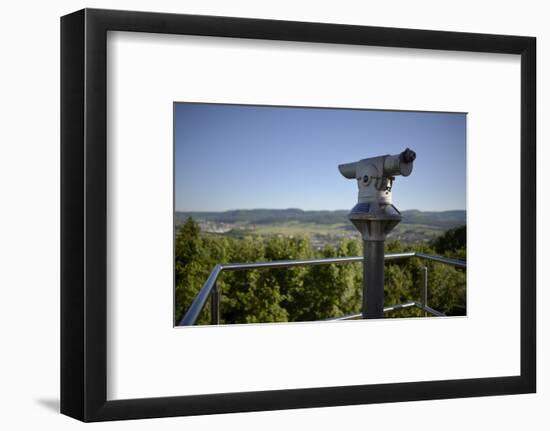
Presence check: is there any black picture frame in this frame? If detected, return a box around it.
[61,8,536,422]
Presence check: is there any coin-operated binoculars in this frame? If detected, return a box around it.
[339,148,416,319]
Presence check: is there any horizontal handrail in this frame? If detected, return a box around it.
[415,252,466,269]
[325,302,446,321]
[220,252,416,271]
[178,252,465,326]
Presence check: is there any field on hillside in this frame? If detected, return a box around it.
[220,221,447,248]
[176,209,465,249]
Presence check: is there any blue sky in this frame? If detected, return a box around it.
[174,103,466,212]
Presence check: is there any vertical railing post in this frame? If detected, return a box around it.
[421,266,428,317]
[211,283,220,325]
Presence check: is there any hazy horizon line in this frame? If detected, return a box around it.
[175,207,466,213]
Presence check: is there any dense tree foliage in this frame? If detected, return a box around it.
[431,225,466,257]
[175,218,466,325]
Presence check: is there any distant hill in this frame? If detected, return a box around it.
[397,209,466,228]
[175,208,465,229]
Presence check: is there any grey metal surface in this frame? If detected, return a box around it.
[210,283,220,325]
[179,265,222,326]
[415,252,466,268]
[421,266,428,317]
[326,301,444,321]
[178,252,462,326]
[325,312,362,321]
[338,149,417,320]
[383,148,416,177]
[363,239,385,319]
[338,148,416,180]
[220,252,416,270]
[337,161,357,179]
[338,149,416,208]
[417,303,446,317]
[383,301,417,313]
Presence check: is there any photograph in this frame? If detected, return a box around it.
[174,103,467,325]
[51,4,537,425]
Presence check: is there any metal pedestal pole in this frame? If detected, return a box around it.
[363,239,385,319]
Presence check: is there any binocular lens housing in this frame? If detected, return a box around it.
[338,148,416,179]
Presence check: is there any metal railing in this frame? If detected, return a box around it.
[178,252,466,326]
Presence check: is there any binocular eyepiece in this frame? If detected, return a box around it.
[338,147,416,213]
[338,148,416,180]
[399,148,416,164]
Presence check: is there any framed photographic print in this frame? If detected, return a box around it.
[61,8,536,422]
